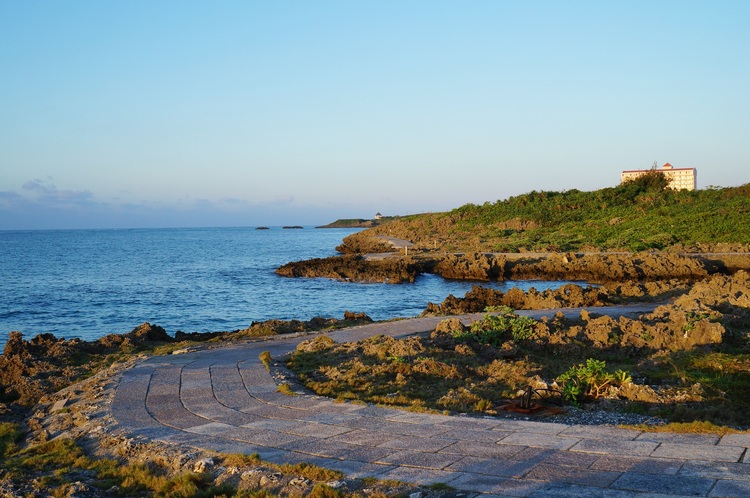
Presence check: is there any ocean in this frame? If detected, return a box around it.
[1,227,570,349]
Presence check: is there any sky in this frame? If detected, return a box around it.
[1,1,748,229]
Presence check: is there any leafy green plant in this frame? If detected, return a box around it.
[454,307,537,346]
[557,359,631,406]
[510,315,536,341]
[684,311,712,332]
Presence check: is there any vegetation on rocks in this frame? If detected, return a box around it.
[280,179,750,284]
[358,175,750,253]
[288,271,750,428]
[0,427,433,498]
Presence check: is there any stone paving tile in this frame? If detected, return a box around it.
[238,368,277,386]
[329,428,401,447]
[590,455,684,475]
[206,409,263,427]
[570,438,659,456]
[719,433,750,447]
[534,449,601,468]
[233,429,307,448]
[378,450,464,470]
[253,392,309,406]
[377,435,457,452]
[559,425,642,440]
[448,472,548,497]
[341,445,398,464]
[191,425,267,442]
[297,411,366,425]
[179,373,211,389]
[611,472,716,495]
[498,432,580,450]
[111,405,161,427]
[386,422,456,438]
[349,404,404,418]
[679,460,750,481]
[524,464,621,487]
[317,459,397,479]
[242,418,306,431]
[493,420,571,435]
[635,432,721,445]
[438,439,527,459]
[337,416,407,432]
[146,398,209,429]
[385,411,456,425]
[438,426,512,443]
[159,431,233,447]
[185,422,235,435]
[439,416,505,430]
[314,401,367,415]
[526,483,636,497]
[271,396,331,410]
[284,438,360,459]
[240,404,306,420]
[180,387,215,401]
[709,479,750,497]
[373,466,462,485]
[446,456,537,479]
[279,421,354,438]
[651,443,746,462]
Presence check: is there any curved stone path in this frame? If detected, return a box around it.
[111,306,750,497]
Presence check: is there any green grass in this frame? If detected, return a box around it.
[363,177,750,253]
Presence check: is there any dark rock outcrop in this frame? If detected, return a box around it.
[422,284,609,315]
[277,251,716,286]
[276,255,421,283]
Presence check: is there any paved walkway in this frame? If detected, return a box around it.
[111,307,750,497]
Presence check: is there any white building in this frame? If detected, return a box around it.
[621,163,697,190]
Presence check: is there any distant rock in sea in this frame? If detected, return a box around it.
[255,226,270,230]
[283,226,304,229]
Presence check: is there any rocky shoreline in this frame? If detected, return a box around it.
[3,235,750,496]
[277,246,750,285]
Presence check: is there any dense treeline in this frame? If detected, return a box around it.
[368,173,750,252]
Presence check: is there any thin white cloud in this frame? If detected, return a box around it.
[21,179,95,205]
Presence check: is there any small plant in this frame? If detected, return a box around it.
[426,482,456,491]
[259,351,272,372]
[456,307,537,346]
[510,315,536,341]
[683,311,712,332]
[473,398,493,412]
[557,359,631,406]
[276,383,296,396]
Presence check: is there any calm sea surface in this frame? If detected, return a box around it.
[1,227,571,349]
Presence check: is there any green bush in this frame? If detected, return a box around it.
[557,358,631,406]
[453,307,537,346]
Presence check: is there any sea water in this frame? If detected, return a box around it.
[1,227,571,349]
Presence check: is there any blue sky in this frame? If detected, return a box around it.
[1,1,748,229]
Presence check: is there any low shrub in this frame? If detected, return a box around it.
[557,358,631,406]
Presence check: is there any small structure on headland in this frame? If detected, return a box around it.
[621,162,697,190]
